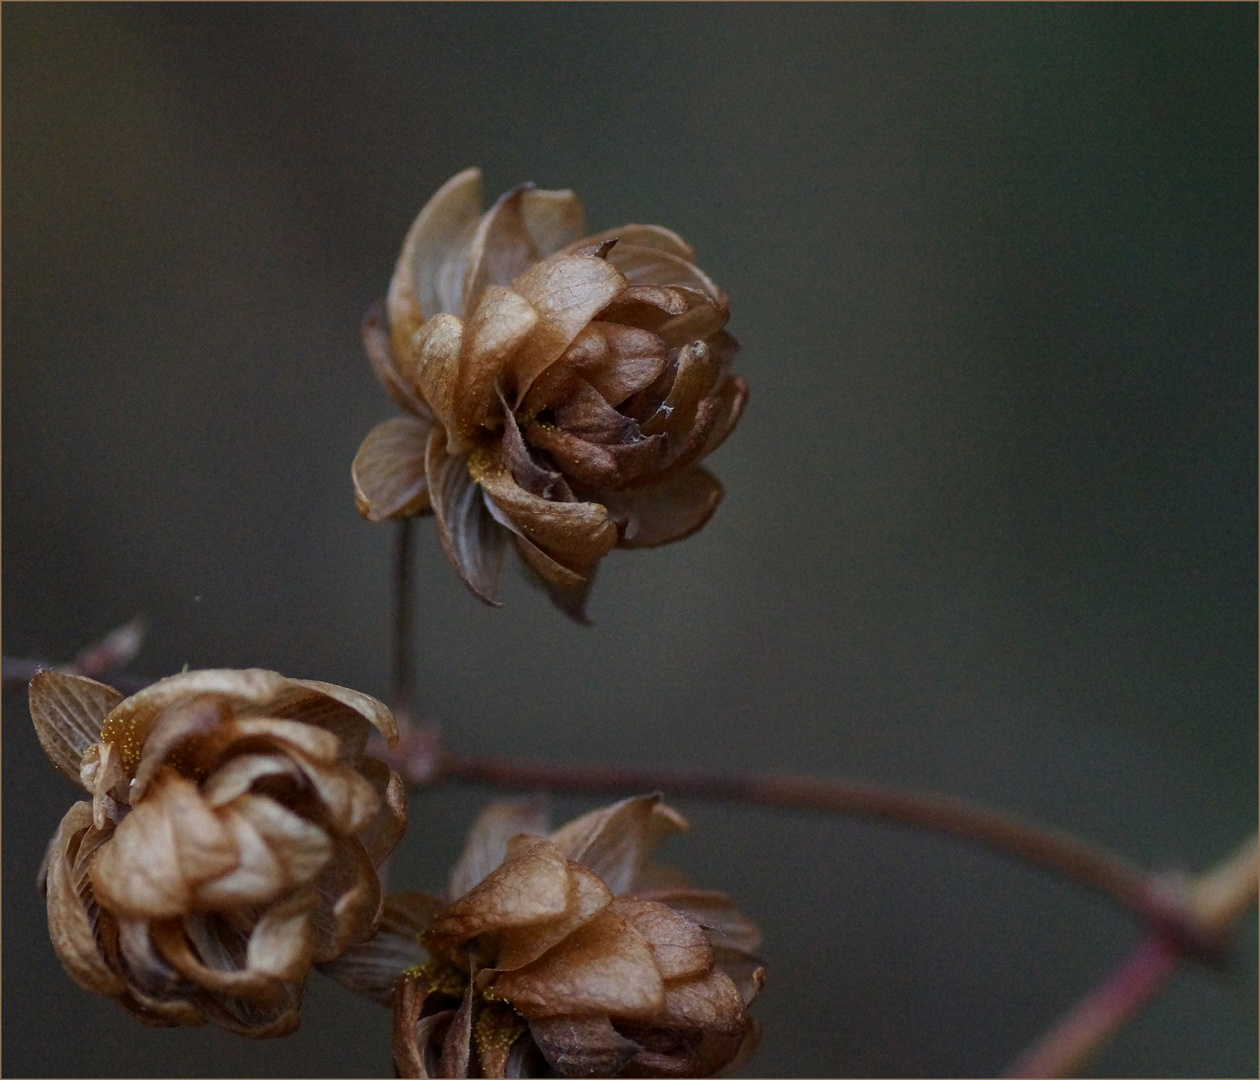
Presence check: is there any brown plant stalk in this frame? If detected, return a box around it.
[7,626,1226,963]
[1002,831,1258,1078]
[415,747,1218,960]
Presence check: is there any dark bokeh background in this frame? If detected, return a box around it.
[4,5,1256,1076]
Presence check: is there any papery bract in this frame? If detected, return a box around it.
[353,169,747,620]
[325,794,764,1077]
[32,668,406,1037]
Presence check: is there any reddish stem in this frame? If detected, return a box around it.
[1003,936,1177,1078]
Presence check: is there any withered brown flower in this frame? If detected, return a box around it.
[352,168,748,620]
[30,667,407,1037]
[324,794,764,1077]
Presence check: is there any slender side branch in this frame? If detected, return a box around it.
[431,750,1210,954]
[391,517,415,717]
[2,618,149,696]
[1003,832,1259,1078]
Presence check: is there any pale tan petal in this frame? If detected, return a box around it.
[598,284,727,347]
[281,752,381,836]
[426,430,510,605]
[631,890,763,953]
[597,283,689,328]
[354,756,408,865]
[528,1014,641,1078]
[44,802,125,995]
[510,533,586,590]
[29,670,124,785]
[270,678,399,751]
[490,907,664,1021]
[656,970,745,1035]
[455,286,539,435]
[493,862,613,972]
[246,887,318,981]
[230,716,343,763]
[362,298,434,419]
[549,794,688,896]
[195,984,303,1038]
[200,753,302,808]
[80,740,127,829]
[462,185,539,315]
[151,917,285,1004]
[603,467,724,549]
[318,890,441,1005]
[564,224,694,262]
[389,167,483,347]
[91,771,238,919]
[100,668,292,773]
[603,243,725,305]
[519,320,666,416]
[511,534,598,626]
[697,374,748,461]
[353,415,434,522]
[655,290,730,345]
[308,837,382,961]
[116,914,185,998]
[129,696,229,803]
[719,1016,763,1075]
[195,793,332,907]
[581,323,669,406]
[609,899,713,982]
[523,424,619,488]
[400,314,466,450]
[621,1027,748,1079]
[506,253,628,405]
[640,341,720,440]
[711,946,767,1007]
[475,458,616,569]
[521,188,587,258]
[427,836,570,949]
[448,795,550,900]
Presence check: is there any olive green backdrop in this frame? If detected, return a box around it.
[4,4,1256,1076]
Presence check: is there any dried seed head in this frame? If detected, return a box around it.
[324,794,765,1077]
[353,168,748,621]
[31,668,406,1037]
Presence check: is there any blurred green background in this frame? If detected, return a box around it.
[3,4,1256,1076]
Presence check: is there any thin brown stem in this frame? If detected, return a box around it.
[433,750,1212,954]
[1003,832,1259,1078]
[391,517,415,717]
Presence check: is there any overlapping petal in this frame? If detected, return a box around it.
[329,795,763,1077]
[358,169,746,620]
[32,669,406,1038]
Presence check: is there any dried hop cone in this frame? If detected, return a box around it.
[324,794,765,1078]
[30,667,406,1036]
[352,167,748,620]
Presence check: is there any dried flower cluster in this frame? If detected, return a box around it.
[29,168,766,1074]
[325,794,764,1077]
[352,168,747,619]
[32,668,405,1036]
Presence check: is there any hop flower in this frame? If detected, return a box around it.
[352,168,748,620]
[324,794,764,1077]
[30,668,407,1037]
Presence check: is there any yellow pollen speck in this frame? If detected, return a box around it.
[406,958,467,998]
[466,447,495,482]
[474,1001,526,1058]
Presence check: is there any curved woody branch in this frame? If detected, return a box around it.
[377,730,1220,959]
